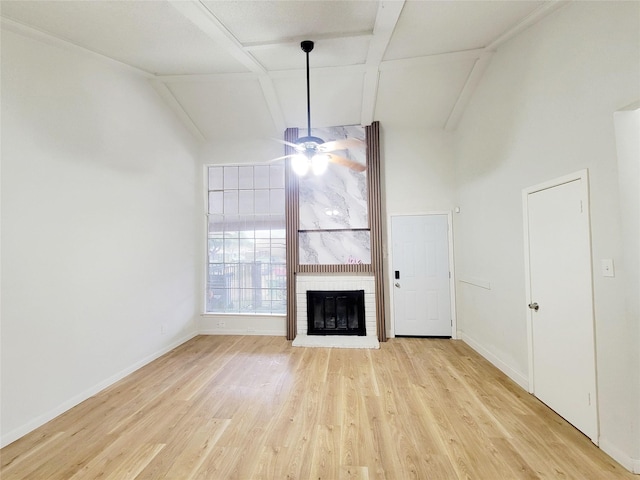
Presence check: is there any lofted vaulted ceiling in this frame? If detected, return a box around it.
[1,0,565,147]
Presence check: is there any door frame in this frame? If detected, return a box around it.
[387,211,457,339]
[522,169,599,441]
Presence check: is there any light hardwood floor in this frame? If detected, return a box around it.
[1,335,634,479]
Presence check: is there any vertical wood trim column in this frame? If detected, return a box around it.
[285,128,299,340]
[366,122,386,342]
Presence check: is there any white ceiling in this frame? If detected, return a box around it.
[1,0,564,145]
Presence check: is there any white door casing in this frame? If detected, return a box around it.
[523,170,599,443]
[391,214,453,337]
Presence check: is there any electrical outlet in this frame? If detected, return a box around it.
[217,321,226,328]
[601,259,615,277]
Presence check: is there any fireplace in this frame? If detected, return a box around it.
[293,274,379,348]
[307,290,365,336]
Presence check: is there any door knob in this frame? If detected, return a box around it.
[528,302,539,311]
[395,282,400,288]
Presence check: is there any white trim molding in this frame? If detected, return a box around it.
[599,437,640,474]
[460,332,529,391]
[522,169,599,445]
[0,332,198,448]
[387,211,457,339]
[522,169,593,393]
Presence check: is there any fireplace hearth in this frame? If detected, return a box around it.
[307,290,365,336]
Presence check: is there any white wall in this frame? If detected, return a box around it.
[613,105,640,463]
[379,125,456,337]
[1,28,201,446]
[453,1,639,470]
[197,127,457,338]
[380,126,456,216]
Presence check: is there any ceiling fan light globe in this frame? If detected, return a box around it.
[311,154,329,175]
[291,154,310,176]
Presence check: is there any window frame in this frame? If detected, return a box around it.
[203,163,286,316]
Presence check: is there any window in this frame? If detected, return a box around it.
[206,164,286,314]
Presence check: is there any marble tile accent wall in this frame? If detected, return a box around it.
[299,230,371,265]
[299,126,367,230]
[298,125,371,264]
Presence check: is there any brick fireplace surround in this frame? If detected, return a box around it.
[292,274,380,348]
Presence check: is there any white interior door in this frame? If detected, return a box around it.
[392,214,451,337]
[525,175,598,442]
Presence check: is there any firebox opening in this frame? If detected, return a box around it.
[307,290,365,336]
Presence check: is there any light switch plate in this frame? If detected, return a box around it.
[601,259,615,277]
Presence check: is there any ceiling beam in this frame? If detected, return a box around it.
[257,76,287,134]
[168,1,263,74]
[379,48,485,71]
[1,17,153,78]
[242,31,373,51]
[156,72,258,83]
[159,63,368,83]
[150,80,207,141]
[361,0,405,125]
[268,64,367,80]
[443,0,569,131]
[443,51,493,131]
[167,0,286,135]
[485,0,570,51]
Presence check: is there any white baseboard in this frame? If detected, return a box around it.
[0,331,197,448]
[459,331,529,391]
[461,333,639,476]
[199,328,285,336]
[6,326,640,477]
[599,437,640,474]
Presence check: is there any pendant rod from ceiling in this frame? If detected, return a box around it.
[301,40,314,138]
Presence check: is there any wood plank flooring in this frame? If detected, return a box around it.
[1,335,634,479]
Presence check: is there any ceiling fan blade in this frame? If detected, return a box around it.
[272,138,303,150]
[269,154,295,163]
[319,138,365,152]
[327,154,366,172]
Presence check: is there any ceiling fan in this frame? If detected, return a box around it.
[274,40,366,176]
